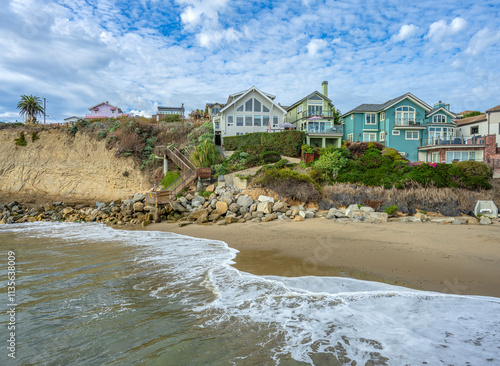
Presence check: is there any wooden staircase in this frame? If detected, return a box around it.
[146,146,198,205]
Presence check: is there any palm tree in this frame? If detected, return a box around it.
[17,95,44,124]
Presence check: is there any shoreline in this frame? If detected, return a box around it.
[143,219,500,298]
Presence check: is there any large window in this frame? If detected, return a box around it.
[396,106,416,125]
[227,115,233,127]
[428,126,454,144]
[263,115,269,126]
[245,116,252,126]
[236,105,243,112]
[245,99,253,112]
[365,113,376,124]
[307,121,331,133]
[406,131,419,140]
[272,116,279,128]
[263,105,269,112]
[254,99,261,112]
[363,133,376,142]
[446,151,476,162]
[254,115,261,126]
[433,114,446,123]
[236,116,243,126]
[470,126,479,134]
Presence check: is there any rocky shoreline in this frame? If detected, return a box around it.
[1,183,497,227]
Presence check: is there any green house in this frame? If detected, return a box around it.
[285,81,343,148]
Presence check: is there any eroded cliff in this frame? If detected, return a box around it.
[0,128,152,203]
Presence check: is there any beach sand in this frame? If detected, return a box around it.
[145,219,500,298]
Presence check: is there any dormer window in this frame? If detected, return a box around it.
[433,114,446,123]
[396,106,415,125]
[365,113,376,124]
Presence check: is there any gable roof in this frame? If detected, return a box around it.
[88,101,123,113]
[486,105,500,113]
[220,86,286,114]
[206,103,226,108]
[426,107,457,119]
[340,93,432,117]
[286,91,332,112]
[456,114,487,126]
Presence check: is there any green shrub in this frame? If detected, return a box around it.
[97,131,107,140]
[190,140,222,167]
[384,205,398,215]
[31,131,40,142]
[198,190,212,198]
[198,133,214,143]
[14,131,27,146]
[274,159,290,169]
[260,151,281,164]
[382,148,404,161]
[161,171,180,189]
[223,131,305,156]
[314,148,349,179]
[453,161,492,179]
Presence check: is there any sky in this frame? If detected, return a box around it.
[1,0,500,122]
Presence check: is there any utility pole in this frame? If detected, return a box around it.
[44,97,46,124]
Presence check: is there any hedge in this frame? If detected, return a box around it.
[223,130,305,156]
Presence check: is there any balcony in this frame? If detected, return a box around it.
[307,124,343,135]
[424,135,486,147]
[301,111,337,119]
[394,118,426,128]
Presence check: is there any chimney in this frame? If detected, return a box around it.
[322,81,328,98]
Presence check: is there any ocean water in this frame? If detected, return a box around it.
[0,222,499,365]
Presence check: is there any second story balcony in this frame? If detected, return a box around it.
[301,111,337,119]
[307,124,343,135]
[423,135,487,147]
[394,118,426,128]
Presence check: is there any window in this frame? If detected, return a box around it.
[263,105,269,112]
[254,99,261,112]
[227,115,234,127]
[380,132,386,141]
[365,113,376,124]
[405,131,419,140]
[245,99,253,112]
[263,115,269,126]
[272,116,279,127]
[254,115,261,126]
[347,133,354,141]
[236,116,244,126]
[470,126,479,134]
[380,112,385,121]
[432,152,440,163]
[433,114,446,123]
[298,105,303,114]
[392,130,400,135]
[112,110,115,113]
[396,106,416,125]
[446,151,476,163]
[363,133,376,142]
[236,105,243,112]
[308,104,322,116]
[245,116,252,126]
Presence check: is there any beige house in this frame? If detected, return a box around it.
[213,86,287,145]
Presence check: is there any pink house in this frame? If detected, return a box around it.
[85,101,130,119]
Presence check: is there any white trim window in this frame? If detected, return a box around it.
[380,111,385,121]
[227,115,234,127]
[446,151,476,162]
[433,114,446,123]
[347,133,354,141]
[380,132,386,141]
[392,130,400,135]
[245,116,252,126]
[406,131,419,140]
[365,113,376,124]
[254,115,261,127]
[363,133,376,142]
[396,106,416,125]
[297,105,303,114]
[236,105,243,112]
[236,115,243,126]
[263,115,269,126]
[272,116,279,128]
[263,105,270,112]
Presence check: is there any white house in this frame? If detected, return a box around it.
[213,86,287,145]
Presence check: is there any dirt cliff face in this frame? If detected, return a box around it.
[0,128,152,203]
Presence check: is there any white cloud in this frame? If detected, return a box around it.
[392,24,419,42]
[427,17,467,43]
[306,38,327,56]
[465,28,500,55]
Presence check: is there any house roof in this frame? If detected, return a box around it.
[286,91,332,112]
[88,101,123,113]
[486,105,500,113]
[206,103,226,108]
[456,114,487,126]
[220,85,286,114]
[426,106,457,119]
[340,92,432,117]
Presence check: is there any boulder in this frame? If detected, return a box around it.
[133,202,144,212]
[188,209,208,220]
[258,195,274,203]
[299,211,306,219]
[96,201,106,209]
[367,212,388,223]
[468,217,479,225]
[257,202,273,214]
[225,216,239,224]
[171,201,188,212]
[208,213,221,221]
[229,203,240,213]
[293,215,304,222]
[132,193,146,203]
[304,211,315,219]
[243,213,253,220]
[326,208,338,220]
[216,201,229,215]
[196,213,209,224]
[191,196,206,207]
[206,184,216,192]
[236,195,254,208]
[480,217,492,225]
[272,202,288,213]
[185,193,195,200]
[252,211,265,218]
[262,214,277,222]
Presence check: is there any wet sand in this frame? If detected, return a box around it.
[145,219,500,298]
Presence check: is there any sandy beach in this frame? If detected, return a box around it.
[145,219,500,298]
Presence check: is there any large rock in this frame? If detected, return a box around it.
[257,202,273,214]
[208,213,221,221]
[262,214,277,222]
[326,208,338,220]
[178,197,189,207]
[258,195,274,203]
[133,202,144,212]
[480,217,492,225]
[216,201,229,215]
[293,215,304,222]
[229,203,240,213]
[191,196,206,208]
[96,201,106,209]
[272,202,288,213]
[367,212,388,223]
[171,201,188,212]
[132,193,146,203]
[188,209,208,220]
[236,195,253,208]
[299,210,306,219]
[225,216,239,224]
[304,211,315,219]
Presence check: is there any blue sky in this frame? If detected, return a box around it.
[1,0,499,122]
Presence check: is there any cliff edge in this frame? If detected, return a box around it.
[0,128,152,203]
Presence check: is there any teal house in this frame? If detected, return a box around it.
[341,93,456,161]
[285,81,343,148]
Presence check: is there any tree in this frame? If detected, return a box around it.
[330,105,341,124]
[461,111,482,118]
[17,95,44,124]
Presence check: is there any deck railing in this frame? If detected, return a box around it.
[424,135,486,146]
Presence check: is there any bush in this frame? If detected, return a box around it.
[453,161,492,179]
[260,151,281,164]
[347,141,385,158]
[223,130,305,156]
[382,148,404,161]
[14,131,27,146]
[383,205,398,215]
[97,131,107,140]
[161,171,180,189]
[31,131,40,142]
[314,148,349,179]
[190,140,222,167]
